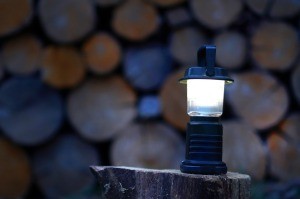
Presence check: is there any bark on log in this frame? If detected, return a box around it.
[2,34,41,75]
[214,31,247,69]
[41,46,86,89]
[82,32,122,74]
[0,138,31,199]
[67,76,137,141]
[223,120,267,181]
[112,0,159,41]
[38,0,96,43]
[0,0,32,37]
[165,7,192,27]
[169,27,206,65]
[160,69,189,131]
[138,95,161,118]
[111,123,184,169]
[146,0,185,7]
[0,77,63,145]
[124,45,172,90]
[189,0,242,29]
[291,63,300,104]
[90,166,251,199]
[251,22,298,71]
[227,71,289,130]
[33,134,100,199]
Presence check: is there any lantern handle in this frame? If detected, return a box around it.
[197,45,216,76]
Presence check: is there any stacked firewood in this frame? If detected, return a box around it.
[0,0,299,198]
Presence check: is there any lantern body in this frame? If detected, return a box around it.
[187,79,225,117]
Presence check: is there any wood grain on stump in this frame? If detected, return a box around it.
[223,120,266,181]
[33,134,100,198]
[0,0,32,37]
[91,166,251,199]
[38,0,95,43]
[2,34,41,75]
[41,46,86,89]
[268,134,300,181]
[111,123,184,169]
[83,33,121,74]
[160,69,188,130]
[291,64,300,104]
[67,76,137,141]
[0,138,31,199]
[112,0,159,41]
[0,77,63,145]
[251,22,298,71]
[214,31,247,69]
[147,0,185,7]
[169,27,206,65]
[189,0,242,29]
[124,45,172,90]
[227,71,289,130]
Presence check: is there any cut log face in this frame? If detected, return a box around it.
[189,0,242,29]
[138,95,161,118]
[67,76,137,141]
[251,22,298,71]
[0,138,31,199]
[244,0,269,15]
[279,113,300,146]
[41,46,86,89]
[0,77,63,145]
[38,0,95,43]
[33,134,100,198]
[111,123,184,169]
[146,0,185,7]
[291,64,300,104]
[268,134,300,181]
[223,120,267,181]
[165,7,192,27]
[227,71,289,130]
[112,0,159,41]
[160,69,188,130]
[214,31,247,69]
[270,0,300,18]
[0,0,32,37]
[124,45,172,90]
[2,34,41,75]
[83,33,121,74]
[169,27,206,65]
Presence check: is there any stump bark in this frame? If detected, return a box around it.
[90,166,251,199]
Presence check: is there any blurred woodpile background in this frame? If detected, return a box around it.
[0,0,299,198]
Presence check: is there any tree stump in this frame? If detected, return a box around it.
[90,166,251,199]
[291,63,300,104]
[0,138,31,199]
[214,31,247,69]
[227,71,289,130]
[169,27,206,65]
[38,0,96,43]
[112,0,159,41]
[67,76,137,141]
[223,120,267,181]
[33,134,100,198]
[189,0,242,29]
[2,34,41,75]
[0,0,32,37]
[251,22,298,71]
[41,46,86,89]
[111,123,184,169]
[160,69,188,131]
[0,77,63,145]
[124,45,172,90]
[146,0,185,7]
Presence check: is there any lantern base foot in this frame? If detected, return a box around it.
[180,160,227,175]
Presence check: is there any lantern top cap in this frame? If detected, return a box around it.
[179,45,234,84]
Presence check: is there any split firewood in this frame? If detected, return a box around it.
[2,34,41,75]
[227,71,289,130]
[112,0,159,41]
[189,0,242,29]
[111,123,185,169]
[0,0,32,37]
[0,77,63,145]
[0,138,31,199]
[251,22,298,71]
[41,46,86,89]
[38,0,96,43]
[33,134,100,198]
[82,32,122,74]
[67,76,137,141]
